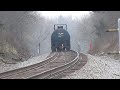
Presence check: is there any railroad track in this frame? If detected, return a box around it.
[51,53,88,79]
[30,52,87,79]
[0,52,58,79]
[0,50,87,79]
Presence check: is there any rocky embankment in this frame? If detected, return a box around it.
[62,54,120,79]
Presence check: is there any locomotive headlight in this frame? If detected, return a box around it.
[58,33,64,37]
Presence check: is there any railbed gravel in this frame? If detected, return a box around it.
[62,54,120,79]
[0,53,50,73]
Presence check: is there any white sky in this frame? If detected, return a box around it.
[37,11,91,20]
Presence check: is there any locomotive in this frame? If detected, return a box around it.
[51,24,71,52]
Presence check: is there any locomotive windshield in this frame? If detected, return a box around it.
[58,26,63,29]
[54,24,67,31]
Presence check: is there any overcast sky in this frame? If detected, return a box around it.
[37,11,91,20]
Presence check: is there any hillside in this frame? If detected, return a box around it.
[88,11,120,57]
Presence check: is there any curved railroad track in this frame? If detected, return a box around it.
[51,53,88,79]
[0,50,87,79]
[0,52,58,79]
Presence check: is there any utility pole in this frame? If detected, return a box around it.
[38,43,40,54]
[118,19,120,54]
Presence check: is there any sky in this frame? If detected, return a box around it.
[37,11,91,20]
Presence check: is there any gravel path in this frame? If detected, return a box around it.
[62,54,120,79]
[0,53,50,73]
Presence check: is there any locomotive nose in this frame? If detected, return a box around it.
[51,24,70,52]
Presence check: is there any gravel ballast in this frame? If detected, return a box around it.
[0,53,50,73]
[62,54,120,79]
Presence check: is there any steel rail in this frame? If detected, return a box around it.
[0,52,58,79]
[27,51,79,79]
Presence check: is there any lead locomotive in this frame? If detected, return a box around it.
[51,24,71,52]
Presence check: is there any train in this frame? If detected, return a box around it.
[51,24,71,52]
